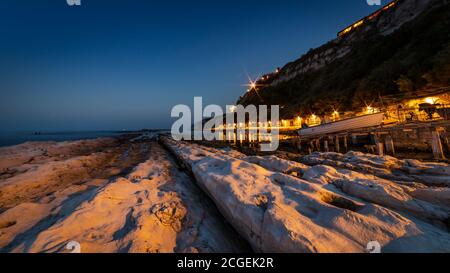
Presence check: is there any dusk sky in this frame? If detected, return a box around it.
[0,0,386,131]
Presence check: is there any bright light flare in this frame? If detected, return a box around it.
[242,74,263,92]
[425,97,437,104]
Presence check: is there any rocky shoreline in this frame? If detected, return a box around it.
[0,135,249,253]
[0,134,449,253]
[160,136,450,253]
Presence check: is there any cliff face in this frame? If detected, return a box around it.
[238,0,450,118]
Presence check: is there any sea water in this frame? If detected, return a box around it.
[0,131,124,147]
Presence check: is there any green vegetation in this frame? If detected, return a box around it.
[238,2,450,118]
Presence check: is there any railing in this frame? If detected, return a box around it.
[385,104,450,124]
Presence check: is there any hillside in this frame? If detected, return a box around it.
[237,0,450,118]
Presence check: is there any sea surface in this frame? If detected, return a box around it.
[0,131,124,148]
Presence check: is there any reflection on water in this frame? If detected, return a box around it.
[222,131,290,143]
[178,130,295,149]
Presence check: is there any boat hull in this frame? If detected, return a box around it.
[299,112,385,138]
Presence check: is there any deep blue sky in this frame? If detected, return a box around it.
[0,0,386,131]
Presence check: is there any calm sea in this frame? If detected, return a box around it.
[0,131,124,148]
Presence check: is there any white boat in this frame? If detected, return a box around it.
[299,112,385,138]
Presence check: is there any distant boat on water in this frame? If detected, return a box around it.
[298,112,385,138]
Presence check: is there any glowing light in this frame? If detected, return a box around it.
[352,20,364,29]
[340,26,353,36]
[229,105,237,113]
[242,74,263,92]
[425,97,437,104]
[331,110,340,121]
[296,116,302,125]
[305,114,321,127]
